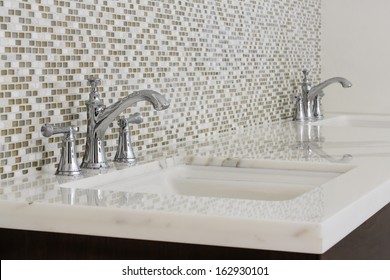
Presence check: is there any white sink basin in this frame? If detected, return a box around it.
[60,157,352,201]
[315,115,390,128]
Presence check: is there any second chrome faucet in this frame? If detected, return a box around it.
[294,70,352,122]
[81,77,170,169]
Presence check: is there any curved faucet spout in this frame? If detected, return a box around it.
[308,77,352,100]
[95,90,170,138]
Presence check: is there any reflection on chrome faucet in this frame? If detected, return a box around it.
[61,188,77,205]
[294,70,352,122]
[87,189,107,206]
[59,187,145,208]
[293,123,352,163]
[60,188,108,206]
[81,77,170,169]
[306,142,353,163]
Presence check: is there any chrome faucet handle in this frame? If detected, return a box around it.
[313,90,325,120]
[302,69,311,84]
[87,77,101,88]
[119,112,144,127]
[302,69,309,79]
[114,113,143,164]
[293,95,307,121]
[41,124,80,176]
[41,124,77,138]
[301,69,312,96]
[87,77,102,103]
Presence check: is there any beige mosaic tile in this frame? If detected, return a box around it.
[0,0,321,179]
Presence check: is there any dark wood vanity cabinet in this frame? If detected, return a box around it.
[1,202,390,260]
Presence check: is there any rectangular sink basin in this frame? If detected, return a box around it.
[314,115,390,128]
[60,157,352,201]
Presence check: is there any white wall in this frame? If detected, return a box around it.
[321,0,390,114]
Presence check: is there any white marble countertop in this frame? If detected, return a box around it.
[2,113,390,254]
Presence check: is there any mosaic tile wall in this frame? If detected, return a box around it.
[0,0,321,179]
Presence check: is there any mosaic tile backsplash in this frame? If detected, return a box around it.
[0,0,321,179]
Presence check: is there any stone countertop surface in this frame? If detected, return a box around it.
[2,114,390,254]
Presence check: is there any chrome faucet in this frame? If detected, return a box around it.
[41,124,80,176]
[114,112,143,164]
[81,77,170,169]
[294,70,352,121]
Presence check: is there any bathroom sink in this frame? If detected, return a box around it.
[60,157,352,201]
[314,115,390,128]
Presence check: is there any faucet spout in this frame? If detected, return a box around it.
[95,90,169,139]
[307,77,352,100]
[81,83,170,169]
